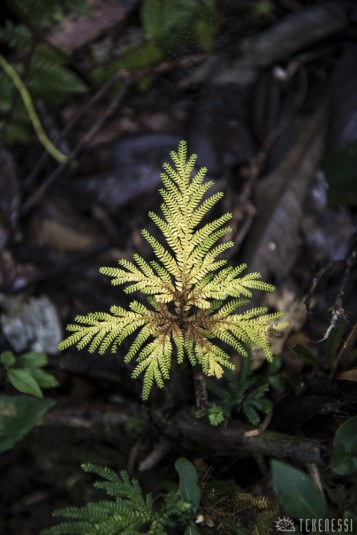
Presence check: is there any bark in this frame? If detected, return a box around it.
[41,403,330,467]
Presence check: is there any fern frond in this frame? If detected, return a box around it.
[41,463,164,535]
[141,0,216,54]
[189,213,232,248]
[201,356,274,427]
[58,303,157,357]
[189,191,224,229]
[0,22,33,49]
[27,48,87,103]
[59,140,287,399]
[100,254,175,302]
[132,334,173,399]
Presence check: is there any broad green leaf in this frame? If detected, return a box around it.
[272,460,327,520]
[6,368,43,398]
[0,395,55,453]
[291,344,319,367]
[332,415,357,475]
[0,351,16,367]
[17,351,48,368]
[28,368,59,389]
[175,457,201,514]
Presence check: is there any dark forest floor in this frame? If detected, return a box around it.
[0,1,356,534]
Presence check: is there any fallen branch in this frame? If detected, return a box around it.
[40,404,330,467]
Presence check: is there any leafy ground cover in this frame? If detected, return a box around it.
[0,1,356,533]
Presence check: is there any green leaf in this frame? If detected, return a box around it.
[195,0,216,51]
[325,325,345,368]
[91,42,162,84]
[6,368,43,398]
[291,344,319,367]
[332,415,357,475]
[253,0,276,17]
[272,460,327,520]
[268,374,286,390]
[268,355,282,374]
[207,403,225,426]
[27,49,87,104]
[175,457,201,514]
[17,351,48,368]
[27,368,59,389]
[0,119,32,145]
[0,395,55,453]
[0,351,16,367]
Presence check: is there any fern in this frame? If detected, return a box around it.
[142,0,194,41]
[41,463,176,535]
[141,0,216,52]
[0,21,33,49]
[202,486,279,534]
[198,354,274,427]
[26,48,87,104]
[0,1,88,146]
[42,461,196,535]
[92,0,216,85]
[59,141,287,399]
[0,47,87,106]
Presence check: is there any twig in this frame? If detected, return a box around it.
[244,411,272,437]
[39,404,330,466]
[21,74,132,215]
[0,53,67,163]
[138,438,172,471]
[0,37,36,138]
[21,53,206,215]
[316,242,356,343]
[23,69,126,191]
[304,261,340,315]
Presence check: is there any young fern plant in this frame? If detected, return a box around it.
[59,141,287,400]
[41,462,192,535]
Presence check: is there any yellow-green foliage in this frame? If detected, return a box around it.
[59,141,287,399]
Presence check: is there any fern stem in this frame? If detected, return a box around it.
[0,53,67,163]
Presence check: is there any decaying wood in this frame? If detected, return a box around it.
[40,404,330,467]
[166,411,329,467]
